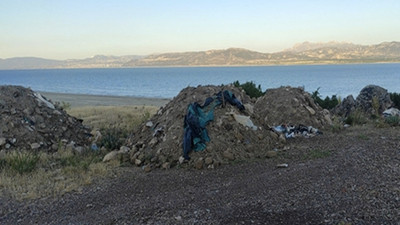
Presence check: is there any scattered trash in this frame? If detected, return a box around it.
[272,124,322,138]
[229,113,258,130]
[276,163,289,168]
[383,108,400,118]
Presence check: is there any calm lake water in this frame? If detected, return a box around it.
[0,63,399,98]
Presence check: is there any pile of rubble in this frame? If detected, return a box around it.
[0,86,91,152]
[254,86,332,128]
[126,85,331,170]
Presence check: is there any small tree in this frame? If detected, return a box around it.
[233,80,264,98]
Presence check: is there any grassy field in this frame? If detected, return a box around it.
[0,105,158,200]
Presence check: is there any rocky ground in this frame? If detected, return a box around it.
[1,125,399,224]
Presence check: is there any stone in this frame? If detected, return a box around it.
[134,159,142,166]
[223,150,235,161]
[145,121,153,127]
[143,165,152,172]
[266,151,278,158]
[333,95,356,117]
[305,105,316,115]
[149,137,158,146]
[0,150,6,159]
[74,146,85,154]
[356,85,392,114]
[103,151,119,162]
[162,162,170,169]
[0,137,6,146]
[195,158,204,169]
[30,143,41,149]
[204,157,213,165]
[119,146,130,153]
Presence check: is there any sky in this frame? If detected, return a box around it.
[1,0,400,60]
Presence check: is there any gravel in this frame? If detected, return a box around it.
[1,125,399,224]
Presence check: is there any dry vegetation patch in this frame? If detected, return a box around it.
[1,104,157,200]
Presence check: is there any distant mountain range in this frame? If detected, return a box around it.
[1,41,399,69]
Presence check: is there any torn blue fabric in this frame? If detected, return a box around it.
[183,90,245,160]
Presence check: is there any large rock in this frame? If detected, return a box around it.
[333,95,356,117]
[356,85,392,115]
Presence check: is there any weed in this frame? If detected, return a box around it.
[141,109,152,122]
[345,109,368,125]
[7,151,40,174]
[330,117,343,133]
[358,134,370,140]
[302,149,331,160]
[0,158,7,171]
[371,96,380,116]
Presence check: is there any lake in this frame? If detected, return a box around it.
[0,63,399,98]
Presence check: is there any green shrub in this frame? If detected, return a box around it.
[385,115,400,126]
[311,88,339,110]
[233,80,265,98]
[390,92,400,108]
[7,151,40,174]
[99,128,124,150]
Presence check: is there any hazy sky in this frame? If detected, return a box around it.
[1,0,399,59]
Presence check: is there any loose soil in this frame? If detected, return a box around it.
[1,125,399,224]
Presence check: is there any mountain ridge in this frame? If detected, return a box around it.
[1,41,400,69]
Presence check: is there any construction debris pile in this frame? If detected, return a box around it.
[0,86,91,152]
[126,85,331,170]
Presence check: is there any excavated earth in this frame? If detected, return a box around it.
[126,85,331,170]
[1,85,399,224]
[0,86,91,152]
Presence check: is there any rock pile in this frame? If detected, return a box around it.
[126,85,330,170]
[0,86,91,152]
[254,86,332,128]
[334,85,393,116]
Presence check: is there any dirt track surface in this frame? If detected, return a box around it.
[1,126,399,224]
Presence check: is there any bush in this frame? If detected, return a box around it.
[311,88,339,110]
[390,92,400,108]
[99,128,124,150]
[385,115,400,126]
[233,80,265,98]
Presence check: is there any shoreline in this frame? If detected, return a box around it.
[40,92,171,108]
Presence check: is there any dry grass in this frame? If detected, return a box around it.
[0,105,159,200]
[67,105,158,131]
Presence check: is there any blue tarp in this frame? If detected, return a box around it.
[182,90,244,160]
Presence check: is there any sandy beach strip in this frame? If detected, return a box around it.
[39,92,171,108]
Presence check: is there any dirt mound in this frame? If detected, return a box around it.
[254,86,332,128]
[126,85,285,170]
[0,86,91,152]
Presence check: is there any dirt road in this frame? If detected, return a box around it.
[1,126,399,224]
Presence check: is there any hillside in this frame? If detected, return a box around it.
[125,41,400,66]
[1,41,400,69]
